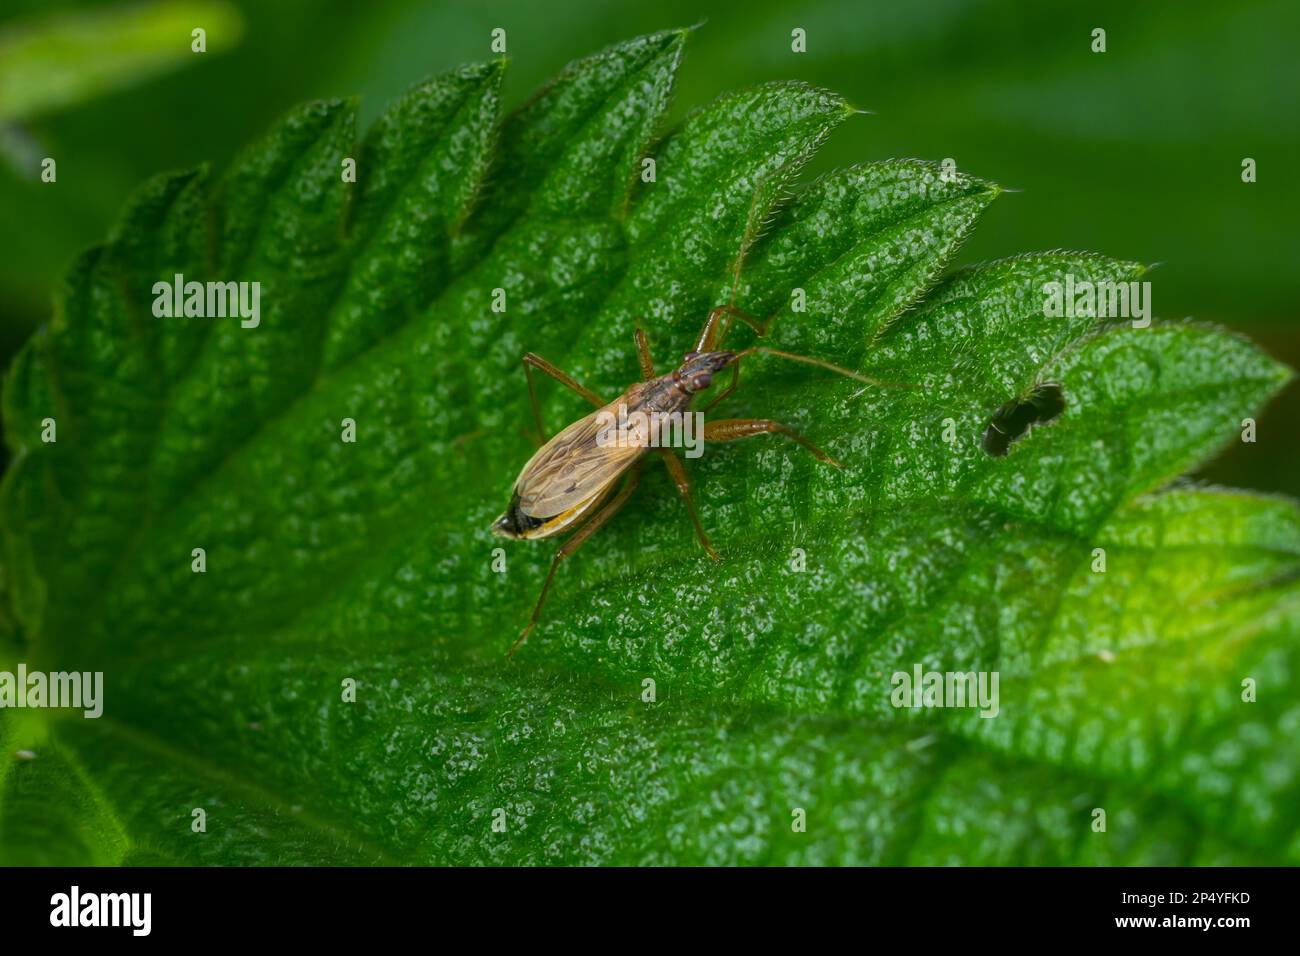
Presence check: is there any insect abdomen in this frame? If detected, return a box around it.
[492,485,612,540]
[493,492,547,537]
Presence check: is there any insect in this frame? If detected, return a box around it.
[492,303,883,655]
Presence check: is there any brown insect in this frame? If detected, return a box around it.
[492,303,882,654]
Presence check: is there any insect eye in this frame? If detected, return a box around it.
[695,372,713,388]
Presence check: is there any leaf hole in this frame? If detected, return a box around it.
[982,382,1066,457]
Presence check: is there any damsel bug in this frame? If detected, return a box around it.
[492,303,883,654]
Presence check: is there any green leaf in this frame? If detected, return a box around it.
[2,30,1297,865]
[0,1,245,123]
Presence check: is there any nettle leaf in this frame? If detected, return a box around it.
[2,31,1297,865]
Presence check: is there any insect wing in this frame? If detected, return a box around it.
[515,403,643,520]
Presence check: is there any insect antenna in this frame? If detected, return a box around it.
[728,346,915,390]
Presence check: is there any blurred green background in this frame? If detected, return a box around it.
[2,0,1296,492]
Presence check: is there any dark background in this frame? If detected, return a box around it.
[3,0,1295,493]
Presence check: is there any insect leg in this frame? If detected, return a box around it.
[658,450,719,560]
[634,327,656,380]
[508,461,645,656]
[694,305,770,353]
[701,361,740,413]
[703,418,842,469]
[638,329,717,558]
[522,352,606,442]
